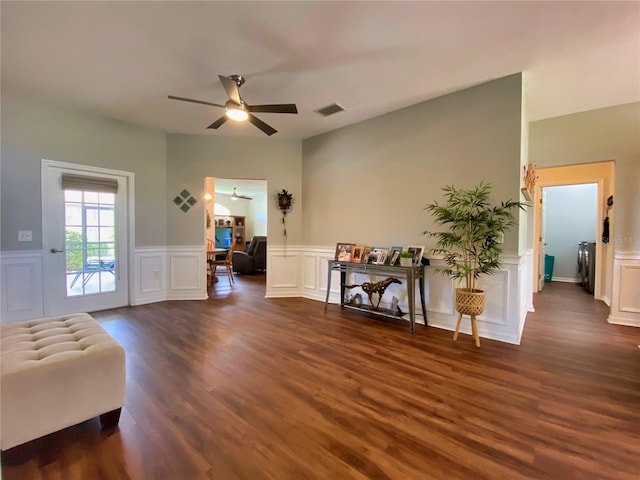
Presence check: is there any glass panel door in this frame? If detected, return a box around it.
[42,161,129,316]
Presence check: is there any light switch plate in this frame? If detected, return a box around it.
[18,230,33,242]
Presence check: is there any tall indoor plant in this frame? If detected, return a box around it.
[423,182,525,344]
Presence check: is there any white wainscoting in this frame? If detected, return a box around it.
[1,247,207,323]
[266,247,304,298]
[608,251,640,327]
[266,246,535,345]
[0,251,44,323]
[132,247,167,305]
[132,246,207,304]
[519,249,535,342]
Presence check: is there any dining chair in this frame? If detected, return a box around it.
[206,239,216,286]
[212,247,234,285]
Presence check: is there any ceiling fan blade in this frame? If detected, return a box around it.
[229,187,253,200]
[247,114,277,136]
[168,95,224,108]
[247,104,298,114]
[207,116,228,129]
[218,75,241,104]
[220,191,253,200]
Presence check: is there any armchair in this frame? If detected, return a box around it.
[232,236,267,274]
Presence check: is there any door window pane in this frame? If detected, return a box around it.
[85,207,100,226]
[84,191,99,203]
[64,190,117,296]
[65,203,82,226]
[99,208,114,226]
[64,190,82,202]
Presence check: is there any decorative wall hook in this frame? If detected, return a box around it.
[277,189,293,238]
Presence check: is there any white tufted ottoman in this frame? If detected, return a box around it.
[1,313,126,451]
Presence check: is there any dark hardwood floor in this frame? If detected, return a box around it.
[3,278,639,479]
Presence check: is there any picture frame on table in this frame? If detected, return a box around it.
[388,246,403,266]
[361,247,372,264]
[366,249,379,264]
[335,243,355,262]
[351,245,364,263]
[371,247,388,265]
[406,245,425,265]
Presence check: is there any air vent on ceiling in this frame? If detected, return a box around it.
[314,103,346,117]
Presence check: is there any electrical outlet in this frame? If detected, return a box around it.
[18,230,32,242]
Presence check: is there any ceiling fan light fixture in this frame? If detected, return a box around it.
[231,187,239,200]
[225,101,248,122]
[169,75,297,135]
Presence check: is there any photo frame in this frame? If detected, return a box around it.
[372,247,388,265]
[388,246,403,266]
[335,243,355,262]
[406,245,425,265]
[351,245,364,263]
[366,249,379,264]
[361,247,372,264]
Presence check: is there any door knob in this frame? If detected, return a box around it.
[50,248,64,253]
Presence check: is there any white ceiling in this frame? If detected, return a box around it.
[214,178,266,198]
[2,1,638,140]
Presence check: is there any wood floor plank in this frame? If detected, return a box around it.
[2,278,639,479]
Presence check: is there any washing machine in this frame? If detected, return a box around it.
[577,242,587,287]
[577,241,596,294]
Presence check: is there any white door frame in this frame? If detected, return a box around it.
[532,162,614,300]
[41,159,136,314]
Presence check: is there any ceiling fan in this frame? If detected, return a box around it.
[168,75,298,136]
[218,187,253,201]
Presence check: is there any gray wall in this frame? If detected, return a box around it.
[301,74,524,255]
[166,135,301,246]
[530,102,640,253]
[248,192,268,238]
[544,184,597,281]
[1,91,167,250]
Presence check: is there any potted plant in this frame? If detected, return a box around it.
[399,251,414,267]
[423,182,525,344]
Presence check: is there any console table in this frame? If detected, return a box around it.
[324,260,428,334]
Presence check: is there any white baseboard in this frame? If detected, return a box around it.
[607,315,640,327]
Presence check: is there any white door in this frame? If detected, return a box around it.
[538,188,547,291]
[42,161,130,315]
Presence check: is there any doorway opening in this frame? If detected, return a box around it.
[204,177,268,287]
[541,184,597,292]
[532,161,614,305]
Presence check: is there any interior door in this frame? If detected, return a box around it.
[538,188,547,291]
[42,162,129,315]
